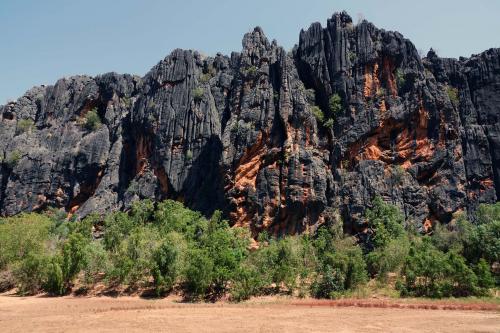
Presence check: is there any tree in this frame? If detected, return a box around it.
[13,252,48,295]
[151,233,186,295]
[44,257,65,295]
[312,238,367,298]
[61,233,88,284]
[185,249,214,298]
[365,196,405,250]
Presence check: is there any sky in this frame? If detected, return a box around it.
[1,0,499,103]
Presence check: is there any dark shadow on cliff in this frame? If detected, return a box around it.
[181,135,226,217]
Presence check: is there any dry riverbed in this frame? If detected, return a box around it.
[0,294,498,332]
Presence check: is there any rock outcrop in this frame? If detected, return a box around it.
[1,12,498,236]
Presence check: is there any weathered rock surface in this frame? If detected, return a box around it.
[1,12,498,235]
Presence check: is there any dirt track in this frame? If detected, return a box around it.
[0,295,498,332]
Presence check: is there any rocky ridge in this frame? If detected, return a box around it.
[1,12,498,237]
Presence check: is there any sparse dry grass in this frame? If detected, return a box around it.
[0,293,498,333]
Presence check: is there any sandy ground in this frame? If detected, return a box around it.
[0,295,498,333]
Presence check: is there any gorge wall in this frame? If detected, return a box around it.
[1,12,499,237]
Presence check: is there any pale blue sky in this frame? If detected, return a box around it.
[1,0,499,103]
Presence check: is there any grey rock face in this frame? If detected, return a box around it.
[1,12,498,235]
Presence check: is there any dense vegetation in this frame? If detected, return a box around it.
[0,198,498,301]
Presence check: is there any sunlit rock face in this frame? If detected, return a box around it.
[0,12,498,236]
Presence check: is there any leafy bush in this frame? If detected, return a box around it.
[365,196,405,250]
[44,257,65,295]
[201,214,248,294]
[107,226,160,286]
[395,69,406,89]
[311,106,324,123]
[130,199,155,226]
[82,241,110,286]
[5,150,22,168]
[243,66,258,79]
[84,108,102,131]
[365,237,409,281]
[324,118,334,128]
[192,87,204,102]
[153,200,207,240]
[61,233,88,284]
[312,238,367,298]
[13,252,49,295]
[392,165,405,184]
[185,248,214,298]
[16,118,34,134]
[458,208,499,265]
[1,199,496,301]
[328,94,343,117]
[151,233,186,295]
[200,65,216,83]
[431,222,462,253]
[446,86,459,106]
[399,239,486,298]
[103,212,137,251]
[0,213,52,270]
[474,259,494,292]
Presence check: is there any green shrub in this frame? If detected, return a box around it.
[392,165,405,184]
[311,106,324,123]
[446,86,459,106]
[328,94,343,117]
[458,208,499,265]
[153,200,207,241]
[476,202,500,225]
[16,119,34,134]
[0,270,15,293]
[44,257,65,295]
[365,196,405,250]
[84,108,102,131]
[312,238,367,298]
[82,241,110,286]
[324,118,334,128]
[0,213,52,270]
[365,236,409,281]
[395,69,406,89]
[200,65,216,83]
[312,265,344,299]
[5,150,22,168]
[231,265,265,301]
[103,212,137,251]
[13,252,49,295]
[399,240,451,297]
[348,51,356,63]
[243,66,258,79]
[185,248,214,298]
[198,212,249,294]
[399,239,485,298]
[431,222,462,253]
[61,233,88,283]
[474,259,494,292]
[151,233,186,295]
[192,87,204,102]
[107,226,160,286]
[130,199,155,226]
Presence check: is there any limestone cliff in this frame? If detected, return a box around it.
[1,12,498,236]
